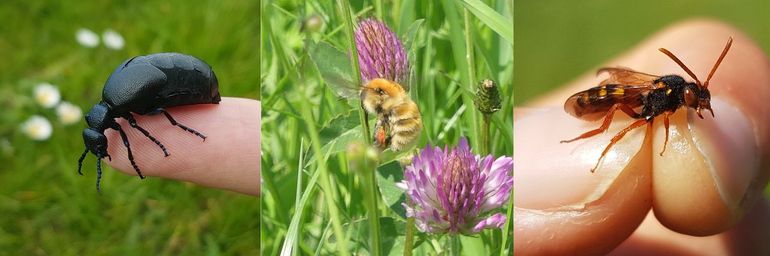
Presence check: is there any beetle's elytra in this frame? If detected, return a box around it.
[78,52,221,191]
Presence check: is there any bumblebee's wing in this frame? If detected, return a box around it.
[307,40,361,99]
[597,67,660,87]
[564,84,649,121]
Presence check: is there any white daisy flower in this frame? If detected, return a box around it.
[56,101,82,125]
[76,28,99,48]
[21,115,53,141]
[34,83,61,108]
[102,29,124,50]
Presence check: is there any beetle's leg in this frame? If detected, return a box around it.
[96,157,102,193]
[659,112,672,156]
[591,119,648,173]
[78,149,88,176]
[159,109,207,140]
[112,123,145,179]
[126,114,169,157]
[561,104,621,143]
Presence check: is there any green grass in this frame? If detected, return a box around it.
[0,1,259,255]
[261,0,512,255]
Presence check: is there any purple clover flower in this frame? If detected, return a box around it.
[397,138,513,235]
[354,18,409,85]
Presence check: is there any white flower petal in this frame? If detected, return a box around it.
[102,29,124,50]
[34,83,61,108]
[76,28,99,48]
[21,115,53,141]
[56,101,83,125]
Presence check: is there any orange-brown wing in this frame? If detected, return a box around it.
[564,84,648,121]
[597,67,660,87]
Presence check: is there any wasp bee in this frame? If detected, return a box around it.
[360,78,422,151]
[562,37,733,172]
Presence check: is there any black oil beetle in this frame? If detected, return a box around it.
[77,53,220,191]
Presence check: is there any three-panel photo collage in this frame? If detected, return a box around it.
[3,0,770,255]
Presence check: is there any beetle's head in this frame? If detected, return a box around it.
[85,102,112,131]
[83,128,109,159]
[683,83,713,119]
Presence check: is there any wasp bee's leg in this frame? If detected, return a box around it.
[561,104,621,143]
[158,109,207,141]
[126,114,169,157]
[111,123,145,179]
[659,112,672,156]
[618,104,642,119]
[78,149,88,176]
[591,119,648,173]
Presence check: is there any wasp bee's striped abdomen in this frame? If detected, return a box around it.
[565,84,643,121]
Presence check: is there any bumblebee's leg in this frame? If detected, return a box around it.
[591,119,648,173]
[111,123,145,179]
[78,149,88,175]
[126,114,169,157]
[561,104,621,143]
[158,109,206,140]
[659,112,672,156]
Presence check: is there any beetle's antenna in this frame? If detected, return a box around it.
[96,158,102,193]
[78,149,88,175]
[704,37,733,88]
[659,47,701,86]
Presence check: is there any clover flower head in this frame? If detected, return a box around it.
[397,138,513,235]
[354,18,409,85]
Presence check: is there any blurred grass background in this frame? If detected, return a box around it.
[514,0,770,104]
[261,0,511,254]
[0,1,259,255]
[514,1,770,202]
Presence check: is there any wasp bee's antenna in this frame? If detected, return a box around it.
[658,47,701,86]
[704,37,733,88]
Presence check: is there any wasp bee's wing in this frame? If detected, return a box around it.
[597,67,660,87]
[564,84,649,121]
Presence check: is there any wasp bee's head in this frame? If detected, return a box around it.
[360,78,406,114]
[683,83,713,119]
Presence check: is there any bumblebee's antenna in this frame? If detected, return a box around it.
[704,37,733,88]
[659,47,701,86]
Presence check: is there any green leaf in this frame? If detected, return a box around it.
[458,0,513,45]
[376,161,407,219]
[307,39,359,98]
[318,109,361,145]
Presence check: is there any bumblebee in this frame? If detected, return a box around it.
[360,78,422,151]
[562,37,733,172]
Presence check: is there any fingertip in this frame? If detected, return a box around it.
[104,97,260,195]
[514,107,652,254]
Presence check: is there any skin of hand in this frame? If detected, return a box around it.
[514,19,770,255]
[101,97,260,196]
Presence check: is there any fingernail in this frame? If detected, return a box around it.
[689,98,759,210]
